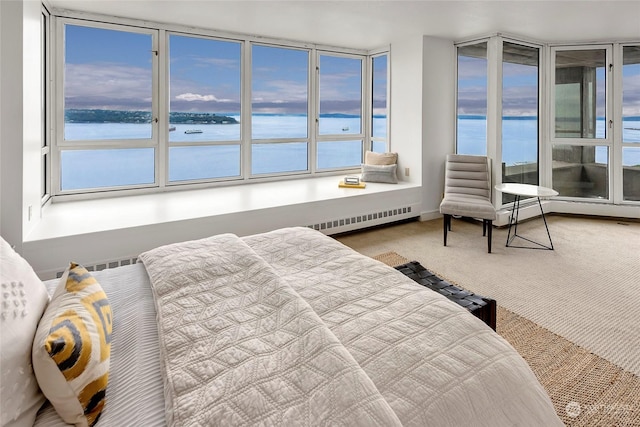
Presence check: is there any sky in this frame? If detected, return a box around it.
[63,24,637,118]
[64,24,382,116]
[457,48,640,118]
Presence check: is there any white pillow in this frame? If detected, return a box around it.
[0,237,49,427]
[360,163,399,184]
[364,150,398,165]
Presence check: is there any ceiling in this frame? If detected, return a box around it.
[47,0,640,50]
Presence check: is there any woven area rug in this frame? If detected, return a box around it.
[372,251,640,426]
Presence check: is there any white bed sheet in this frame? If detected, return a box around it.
[34,264,165,427]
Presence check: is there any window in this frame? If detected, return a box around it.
[251,45,309,175]
[58,21,157,192]
[622,45,640,201]
[554,49,607,139]
[371,53,388,153]
[168,34,241,182]
[552,46,611,200]
[317,53,363,169]
[501,42,540,204]
[456,42,488,156]
[454,37,638,208]
[51,17,386,197]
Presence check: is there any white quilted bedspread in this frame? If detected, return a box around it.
[243,227,563,427]
[140,227,562,427]
[139,233,402,427]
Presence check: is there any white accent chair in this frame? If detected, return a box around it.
[439,154,496,253]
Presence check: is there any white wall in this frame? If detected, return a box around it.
[22,0,44,239]
[386,35,456,220]
[421,36,455,219]
[388,35,424,189]
[0,0,42,252]
[0,0,25,251]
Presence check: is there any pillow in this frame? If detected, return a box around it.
[364,150,398,166]
[1,237,49,427]
[32,263,112,427]
[360,163,398,184]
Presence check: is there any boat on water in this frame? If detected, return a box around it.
[342,126,349,131]
[184,129,203,134]
[169,126,176,132]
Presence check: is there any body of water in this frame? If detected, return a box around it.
[458,116,640,166]
[61,115,640,190]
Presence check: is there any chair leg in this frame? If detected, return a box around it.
[487,220,493,253]
[442,214,448,246]
[443,214,449,246]
[483,220,487,236]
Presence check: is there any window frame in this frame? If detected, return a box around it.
[52,17,160,195]
[165,31,244,185]
[618,43,640,203]
[41,5,51,204]
[500,39,542,206]
[549,44,613,203]
[248,42,312,178]
[48,13,387,199]
[369,51,390,153]
[316,50,366,172]
[455,39,490,157]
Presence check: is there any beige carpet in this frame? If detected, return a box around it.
[372,250,640,426]
[337,215,640,378]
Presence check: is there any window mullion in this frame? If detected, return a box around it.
[157,29,167,188]
[52,15,63,196]
[310,49,318,173]
[487,36,502,205]
[363,54,372,154]
[612,43,624,204]
[243,40,252,181]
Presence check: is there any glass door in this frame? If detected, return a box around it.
[551,46,612,200]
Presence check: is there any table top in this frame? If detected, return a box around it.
[495,183,559,198]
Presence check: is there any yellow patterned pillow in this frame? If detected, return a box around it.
[32,263,112,427]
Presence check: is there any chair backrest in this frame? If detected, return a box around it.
[444,154,491,199]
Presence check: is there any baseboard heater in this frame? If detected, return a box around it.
[55,205,417,278]
[307,205,416,235]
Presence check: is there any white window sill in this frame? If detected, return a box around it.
[26,176,421,242]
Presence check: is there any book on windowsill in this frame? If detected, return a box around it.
[338,180,366,189]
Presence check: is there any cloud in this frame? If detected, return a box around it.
[175,92,232,102]
[251,101,308,115]
[65,62,152,109]
[623,73,640,116]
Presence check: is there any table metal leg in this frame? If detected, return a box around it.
[505,196,554,250]
[505,195,520,247]
[537,197,554,250]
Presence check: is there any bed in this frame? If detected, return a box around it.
[1,227,562,426]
